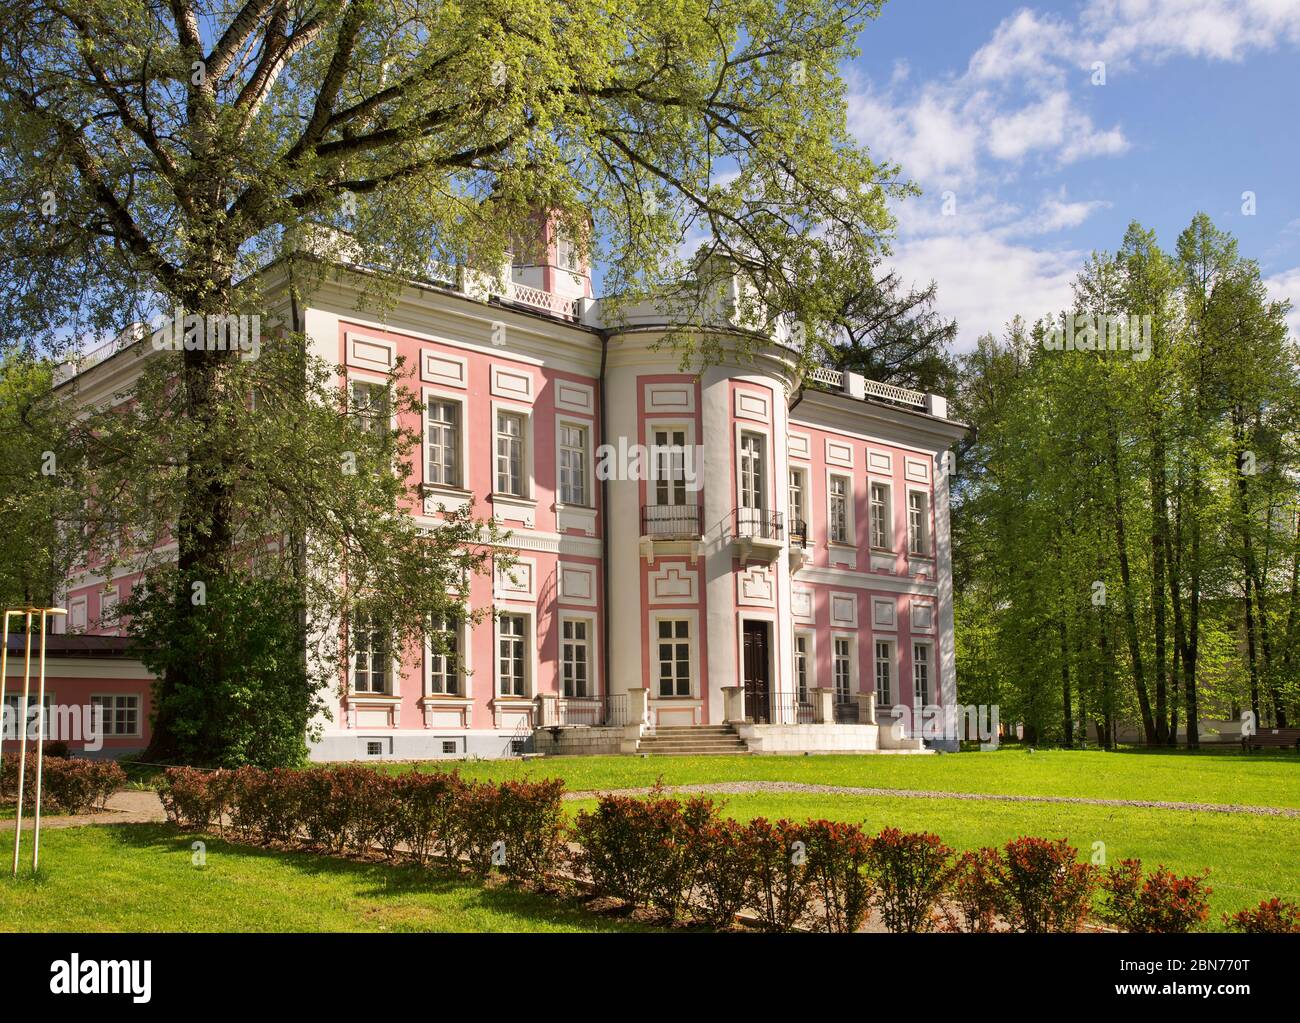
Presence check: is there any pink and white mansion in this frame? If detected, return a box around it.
[38,224,966,760]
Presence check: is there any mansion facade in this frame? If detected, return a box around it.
[42,224,965,759]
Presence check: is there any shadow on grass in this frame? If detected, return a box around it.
[1105,746,1299,763]
[96,823,657,933]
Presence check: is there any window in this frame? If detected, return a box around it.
[561,619,590,698]
[429,617,459,695]
[426,398,461,487]
[908,491,930,556]
[788,468,805,532]
[913,643,931,704]
[870,481,890,550]
[559,423,589,506]
[833,638,853,703]
[829,476,850,544]
[794,634,810,704]
[739,433,766,526]
[351,612,390,694]
[498,614,527,696]
[653,427,688,505]
[874,641,893,706]
[366,741,384,757]
[350,380,389,435]
[496,411,526,496]
[657,619,691,697]
[441,740,457,754]
[3,694,53,740]
[91,694,140,737]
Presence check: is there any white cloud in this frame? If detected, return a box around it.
[1265,266,1300,339]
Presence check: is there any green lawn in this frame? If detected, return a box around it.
[0,825,649,933]
[389,747,1300,809]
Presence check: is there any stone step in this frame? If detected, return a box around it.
[650,726,736,733]
[637,743,749,753]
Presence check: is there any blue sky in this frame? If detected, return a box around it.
[847,0,1300,349]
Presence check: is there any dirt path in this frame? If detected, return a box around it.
[0,789,166,831]
[563,781,1300,818]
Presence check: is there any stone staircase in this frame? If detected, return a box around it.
[636,724,750,756]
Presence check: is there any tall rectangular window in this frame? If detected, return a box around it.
[496,411,526,496]
[833,637,852,703]
[908,491,930,556]
[653,427,688,505]
[351,380,389,435]
[870,481,890,549]
[874,641,893,706]
[351,612,390,694]
[657,619,691,697]
[794,634,810,704]
[498,614,527,696]
[913,643,930,704]
[429,616,459,695]
[739,434,766,521]
[829,476,849,544]
[559,424,589,506]
[426,399,461,487]
[788,468,805,531]
[561,619,590,698]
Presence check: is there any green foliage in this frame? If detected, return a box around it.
[1098,858,1212,933]
[123,571,318,768]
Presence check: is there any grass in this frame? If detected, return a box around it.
[0,825,651,933]
[385,747,1300,809]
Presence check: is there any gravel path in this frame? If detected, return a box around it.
[563,781,1300,818]
[0,789,166,831]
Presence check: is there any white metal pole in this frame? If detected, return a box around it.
[32,609,57,871]
[0,610,14,797]
[11,611,33,877]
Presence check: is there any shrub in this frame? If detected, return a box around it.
[42,758,127,813]
[399,770,460,866]
[996,837,1096,933]
[44,741,71,759]
[686,814,752,929]
[1099,859,1211,933]
[444,778,507,877]
[866,827,955,933]
[573,793,697,917]
[159,766,230,829]
[1224,898,1300,933]
[745,818,814,932]
[494,779,567,884]
[942,847,1005,933]
[803,819,872,933]
[226,767,305,845]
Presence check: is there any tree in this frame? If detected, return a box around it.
[0,0,907,762]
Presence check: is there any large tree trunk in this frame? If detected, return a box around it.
[1149,425,1170,744]
[1165,471,1198,746]
[1107,424,1158,742]
[1059,612,1072,748]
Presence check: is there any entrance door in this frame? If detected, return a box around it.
[743,621,772,724]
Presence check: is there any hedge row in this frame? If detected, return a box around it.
[0,753,126,814]
[159,766,1299,933]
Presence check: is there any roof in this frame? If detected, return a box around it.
[3,634,133,658]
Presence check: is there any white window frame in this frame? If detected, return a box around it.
[648,422,694,507]
[90,693,142,738]
[793,629,815,705]
[425,614,466,697]
[652,613,696,699]
[832,633,857,704]
[349,609,394,696]
[827,472,854,546]
[912,640,933,705]
[560,613,598,699]
[494,609,535,698]
[491,400,535,501]
[874,639,895,707]
[556,417,594,508]
[788,466,807,531]
[870,480,892,551]
[908,487,932,558]
[737,430,768,516]
[3,692,55,741]
[423,389,468,490]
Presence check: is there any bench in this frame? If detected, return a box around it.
[1241,727,1300,752]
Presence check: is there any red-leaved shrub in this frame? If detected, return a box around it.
[686,813,752,929]
[996,836,1096,933]
[1224,898,1300,933]
[744,818,814,932]
[942,847,1005,933]
[803,819,872,933]
[1099,859,1211,933]
[866,827,956,933]
[2,753,126,814]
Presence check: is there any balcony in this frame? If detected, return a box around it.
[788,517,811,572]
[734,508,784,561]
[641,504,701,540]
